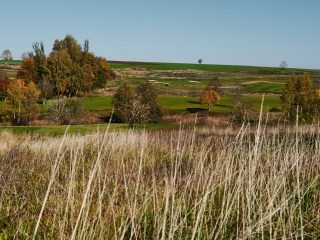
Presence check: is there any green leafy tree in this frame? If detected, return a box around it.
[281,72,317,122]
[137,82,163,123]
[53,35,82,63]
[47,50,74,96]
[113,82,149,126]
[31,42,50,83]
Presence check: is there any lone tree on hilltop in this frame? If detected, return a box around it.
[198,59,203,64]
[279,61,288,69]
[1,49,13,61]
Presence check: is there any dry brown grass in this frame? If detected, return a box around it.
[0,122,319,239]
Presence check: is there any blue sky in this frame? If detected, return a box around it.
[1,0,320,68]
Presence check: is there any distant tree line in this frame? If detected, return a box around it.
[18,35,115,99]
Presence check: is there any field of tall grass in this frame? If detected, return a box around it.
[0,121,319,239]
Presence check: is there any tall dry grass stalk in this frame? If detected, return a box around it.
[0,122,319,239]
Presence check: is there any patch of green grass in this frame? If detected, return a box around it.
[241,95,282,111]
[1,94,281,117]
[241,83,284,94]
[110,61,309,73]
[0,60,21,65]
[82,96,113,111]
[158,95,281,114]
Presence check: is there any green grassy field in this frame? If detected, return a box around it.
[80,95,281,114]
[1,94,281,116]
[0,60,21,65]
[109,61,310,73]
[241,82,285,94]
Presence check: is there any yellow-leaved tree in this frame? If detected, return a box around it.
[3,79,40,125]
[200,90,220,111]
[281,72,318,122]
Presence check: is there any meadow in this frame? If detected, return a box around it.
[0,122,319,239]
[0,60,320,239]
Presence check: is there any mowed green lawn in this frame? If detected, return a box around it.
[0,95,281,115]
[158,95,281,114]
[241,82,285,94]
[81,95,280,114]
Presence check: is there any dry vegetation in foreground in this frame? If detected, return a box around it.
[0,123,320,239]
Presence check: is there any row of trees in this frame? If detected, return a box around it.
[18,35,114,98]
[1,71,163,126]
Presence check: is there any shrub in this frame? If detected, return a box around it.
[200,90,220,110]
[113,82,149,126]
[113,82,163,126]
[47,97,84,124]
[232,92,252,123]
[269,107,281,112]
[137,82,163,123]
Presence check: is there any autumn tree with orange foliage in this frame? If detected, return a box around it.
[3,79,40,125]
[17,57,36,83]
[200,90,220,110]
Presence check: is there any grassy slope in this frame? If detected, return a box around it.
[241,82,285,94]
[0,60,21,65]
[109,61,310,73]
